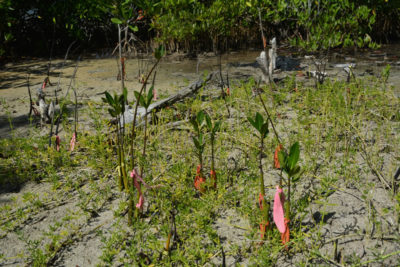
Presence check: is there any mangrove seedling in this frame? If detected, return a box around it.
[191,110,206,193]
[134,85,154,174]
[247,112,270,239]
[129,45,165,170]
[277,141,301,247]
[102,88,129,192]
[205,113,221,189]
[134,85,154,215]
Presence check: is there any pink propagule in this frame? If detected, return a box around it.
[55,136,61,152]
[273,186,286,234]
[70,132,76,152]
[153,88,158,101]
[130,169,144,210]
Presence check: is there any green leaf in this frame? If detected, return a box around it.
[190,118,199,133]
[119,95,125,113]
[114,96,121,114]
[278,150,286,170]
[139,96,145,107]
[292,168,304,183]
[134,91,145,107]
[146,86,154,107]
[129,25,139,32]
[197,110,205,125]
[289,165,301,179]
[155,45,165,60]
[134,91,141,101]
[247,117,258,131]
[123,87,128,102]
[104,91,114,106]
[198,133,203,145]
[288,142,300,170]
[213,121,221,133]
[255,112,264,131]
[108,108,116,117]
[205,113,212,130]
[260,122,269,138]
[111,18,123,24]
[192,136,200,150]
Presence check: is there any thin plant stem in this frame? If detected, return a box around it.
[118,24,125,95]
[73,86,78,140]
[259,137,265,197]
[55,41,76,95]
[27,74,34,117]
[140,107,148,177]
[115,119,123,190]
[257,91,281,144]
[218,53,231,117]
[259,136,270,231]
[211,135,216,189]
[286,175,291,220]
[56,57,79,137]
[118,120,128,191]
[130,58,161,170]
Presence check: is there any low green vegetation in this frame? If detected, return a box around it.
[1,63,399,265]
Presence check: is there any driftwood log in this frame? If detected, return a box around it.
[120,71,216,126]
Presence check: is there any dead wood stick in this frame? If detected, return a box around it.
[121,71,216,126]
[55,40,77,97]
[218,53,231,117]
[27,74,35,117]
[63,57,80,99]
[56,57,79,136]
[257,8,271,84]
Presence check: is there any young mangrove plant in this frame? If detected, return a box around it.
[122,45,164,223]
[205,113,221,189]
[247,112,270,239]
[191,110,206,193]
[129,45,165,171]
[102,88,129,192]
[134,85,154,174]
[276,141,302,247]
[133,85,154,215]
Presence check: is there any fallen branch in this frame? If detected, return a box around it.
[120,71,215,126]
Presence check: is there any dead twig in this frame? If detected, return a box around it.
[257,8,273,84]
[218,53,231,117]
[56,57,80,136]
[256,80,281,144]
[55,40,77,97]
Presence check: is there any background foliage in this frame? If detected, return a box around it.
[0,0,399,57]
